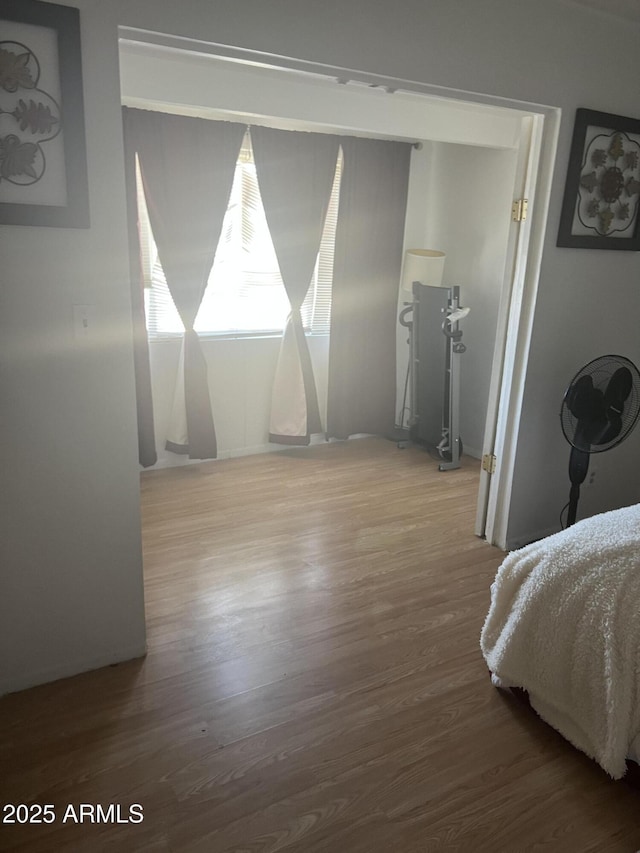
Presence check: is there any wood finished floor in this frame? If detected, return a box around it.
[1,436,639,852]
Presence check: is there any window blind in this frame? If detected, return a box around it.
[139,129,342,339]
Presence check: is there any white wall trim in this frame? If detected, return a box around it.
[118,27,555,116]
[150,433,331,469]
[490,112,561,549]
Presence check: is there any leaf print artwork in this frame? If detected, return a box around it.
[0,40,61,186]
[0,134,39,180]
[0,2,88,227]
[13,99,60,135]
[0,46,36,92]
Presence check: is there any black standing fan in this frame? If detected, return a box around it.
[560,354,640,527]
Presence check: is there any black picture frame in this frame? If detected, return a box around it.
[557,109,640,250]
[0,0,89,228]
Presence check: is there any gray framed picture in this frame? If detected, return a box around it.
[0,0,89,227]
[557,108,640,250]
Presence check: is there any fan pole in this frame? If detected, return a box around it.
[567,484,580,527]
[567,445,590,526]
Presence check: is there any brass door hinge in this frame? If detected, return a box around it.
[482,454,497,474]
[511,198,528,222]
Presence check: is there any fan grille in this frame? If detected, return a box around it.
[560,355,640,453]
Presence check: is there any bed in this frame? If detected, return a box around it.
[480,503,640,779]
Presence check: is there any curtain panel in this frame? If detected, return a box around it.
[125,108,246,459]
[251,126,340,445]
[327,136,411,440]
[122,107,157,468]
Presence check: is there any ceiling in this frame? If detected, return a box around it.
[567,0,640,22]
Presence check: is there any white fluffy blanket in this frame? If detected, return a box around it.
[480,504,640,779]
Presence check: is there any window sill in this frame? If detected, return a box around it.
[148,330,329,343]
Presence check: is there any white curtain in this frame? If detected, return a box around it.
[251,126,340,445]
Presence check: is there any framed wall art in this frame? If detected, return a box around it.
[557,109,640,250]
[0,0,89,227]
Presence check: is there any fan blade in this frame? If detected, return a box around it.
[604,366,633,413]
[590,366,634,446]
[566,375,600,420]
[598,413,623,445]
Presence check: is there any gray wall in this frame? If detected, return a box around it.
[3,0,640,692]
[1,2,146,693]
[427,142,519,459]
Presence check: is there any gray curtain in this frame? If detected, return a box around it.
[122,107,157,468]
[327,136,411,439]
[251,126,340,445]
[126,109,246,459]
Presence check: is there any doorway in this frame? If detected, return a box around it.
[119,30,559,548]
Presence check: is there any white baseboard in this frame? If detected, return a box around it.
[148,433,333,470]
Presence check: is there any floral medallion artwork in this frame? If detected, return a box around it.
[0,0,89,227]
[558,109,640,250]
[578,129,640,237]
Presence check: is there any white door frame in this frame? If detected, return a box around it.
[475,113,546,545]
[119,29,561,548]
[479,112,560,548]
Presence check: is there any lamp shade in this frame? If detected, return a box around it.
[401,249,446,295]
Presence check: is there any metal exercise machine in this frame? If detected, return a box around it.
[399,283,470,470]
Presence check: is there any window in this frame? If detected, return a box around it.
[138,130,342,339]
